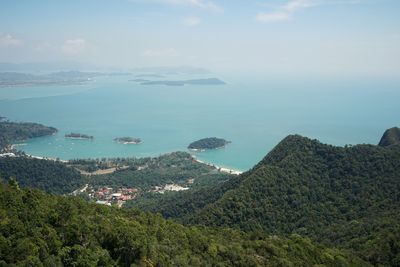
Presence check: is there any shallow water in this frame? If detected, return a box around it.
[1,74,399,171]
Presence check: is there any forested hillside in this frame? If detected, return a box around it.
[0,152,232,201]
[84,152,231,190]
[137,131,400,266]
[0,183,366,267]
[0,157,83,194]
[1,117,399,265]
[0,119,57,150]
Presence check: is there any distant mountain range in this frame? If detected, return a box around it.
[0,62,212,75]
[0,71,101,87]
[131,66,211,75]
[136,78,226,86]
[0,61,99,72]
[0,63,218,87]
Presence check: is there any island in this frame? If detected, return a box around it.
[188,137,231,151]
[65,133,94,140]
[114,137,142,144]
[135,74,165,78]
[137,78,226,87]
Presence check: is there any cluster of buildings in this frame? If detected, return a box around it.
[90,187,139,207]
[0,153,16,157]
[151,183,189,194]
[78,182,191,207]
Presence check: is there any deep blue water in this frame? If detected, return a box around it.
[0,74,399,171]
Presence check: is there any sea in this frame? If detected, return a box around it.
[0,73,399,171]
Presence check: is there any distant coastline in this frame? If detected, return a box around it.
[0,71,133,88]
[131,78,226,87]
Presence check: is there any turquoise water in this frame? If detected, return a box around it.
[0,74,399,171]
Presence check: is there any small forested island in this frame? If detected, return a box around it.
[114,137,142,144]
[188,137,231,150]
[65,133,93,140]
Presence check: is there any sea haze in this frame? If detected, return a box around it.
[0,74,399,171]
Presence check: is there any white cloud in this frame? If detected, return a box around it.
[256,12,291,22]
[143,48,178,57]
[283,0,316,12]
[34,42,56,52]
[256,0,357,23]
[167,0,220,10]
[0,34,23,47]
[183,16,201,26]
[61,38,86,54]
[131,0,222,12]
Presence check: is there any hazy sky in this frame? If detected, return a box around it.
[1,0,400,77]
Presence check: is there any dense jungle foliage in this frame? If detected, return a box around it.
[137,133,400,266]
[0,182,367,267]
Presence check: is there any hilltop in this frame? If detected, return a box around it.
[378,127,400,147]
[136,129,400,266]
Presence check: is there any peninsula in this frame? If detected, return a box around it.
[0,118,57,151]
[188,137,230,150]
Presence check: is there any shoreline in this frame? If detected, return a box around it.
[10,143,27,150]
[10,142,67,163]
[16,152,244,175]
[10,143,244,174]
[65,137,93,140]
[188,144,229,152]
[115,141,142,145]
[191,155,243,175]
[26,154,68,163]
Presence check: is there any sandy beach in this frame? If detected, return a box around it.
[27,154,68,163]
[191,156,243,175]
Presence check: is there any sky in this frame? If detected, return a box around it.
[0,0,400,77]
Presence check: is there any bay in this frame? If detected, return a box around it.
[0,74,399,171]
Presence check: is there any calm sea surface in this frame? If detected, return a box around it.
[0,74,399,171]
